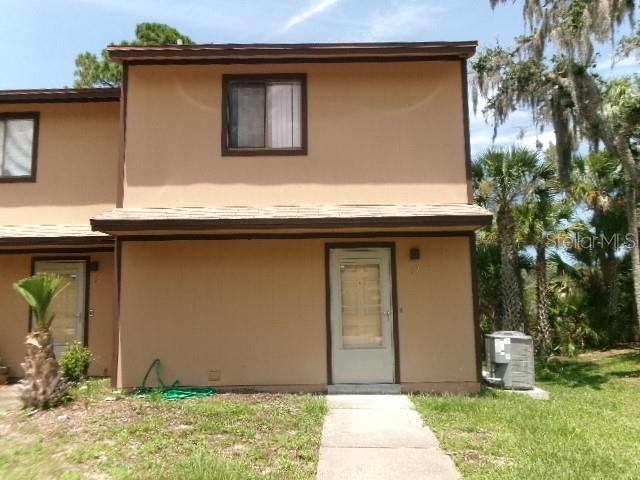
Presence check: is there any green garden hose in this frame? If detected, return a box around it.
[129,358,216,401]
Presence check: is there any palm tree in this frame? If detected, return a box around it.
[518,171,572,357]
[474,147,552,332]
[13,273,69,408]
[571,152,627,319]
[603,77,640,337]
[475,0,640,334]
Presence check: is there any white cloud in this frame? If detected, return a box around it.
[280,0,342,33]
[469,93,556,155]
[595,55,639,71]
[357,1,447,41]
[470,116,556,155]
[593,55,640,80]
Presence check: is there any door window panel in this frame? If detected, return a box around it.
[340,263,383,348]
[48,273,79,346]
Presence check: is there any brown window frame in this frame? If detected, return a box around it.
[0,112,39,183]
[221,73,307,156]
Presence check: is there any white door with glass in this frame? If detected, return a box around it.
[33,261,86,359]
[330,248,395,384]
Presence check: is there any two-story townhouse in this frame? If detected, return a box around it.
[1,42,491,393]
[0,88,120,378]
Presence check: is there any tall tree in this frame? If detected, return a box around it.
[74,23,193,88]
[475,0,640,333]
[571,152,627,318]
[474,147,552,331]
[517,167,571,356]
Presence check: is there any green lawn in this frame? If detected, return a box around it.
[412,348,640,480]
[0,381,327,480]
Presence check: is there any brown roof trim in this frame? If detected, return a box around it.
[0,236,114,247]
[126,55,465,66]
[91,215,492,233]
[0,88,120,104]
[0,246,114,254]
[118,231,473,242]
[108,41,478,62]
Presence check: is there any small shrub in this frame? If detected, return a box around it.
[60,342,93,383]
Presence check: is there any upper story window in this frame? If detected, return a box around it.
[222,74,307,156]
[0,112,38,182]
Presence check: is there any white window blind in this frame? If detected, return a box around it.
[227,78,302,150]
[266,83,302,148]
[1,118,34,177]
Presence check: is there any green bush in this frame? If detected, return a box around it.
[60,342,93,383]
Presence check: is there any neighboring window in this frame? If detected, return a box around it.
[0,113,38,181]
[223,74,306,155]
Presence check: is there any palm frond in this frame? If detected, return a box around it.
[14,274,69,329]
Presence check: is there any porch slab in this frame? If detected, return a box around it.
[327,383,401,395]
[316,395,459,480]
[324,393,409,409]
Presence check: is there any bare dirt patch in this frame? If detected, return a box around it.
[578,343,640,361]
[454,450,513,468]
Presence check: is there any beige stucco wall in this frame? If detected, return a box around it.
[117,237,477,390]
[118,240,327,388]
[0,252,114,378]
[124,61,468,208]
[396,236,477,388]
[0,255,30,377]
[0,102,119,224]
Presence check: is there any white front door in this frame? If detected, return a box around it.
[329,247,395,384]
[33,260,86,359]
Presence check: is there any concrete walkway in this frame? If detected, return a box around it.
[0,385,21,414]
[316,395,460,480]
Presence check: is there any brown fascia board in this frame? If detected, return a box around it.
[0,88,120,104]
[91,215,492,233]
[107,41,478,63]
[0,236,114,247]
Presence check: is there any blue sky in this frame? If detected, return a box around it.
[1,0,637,154]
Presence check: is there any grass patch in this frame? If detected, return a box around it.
[0,381,327,480]
[412,348,640,479]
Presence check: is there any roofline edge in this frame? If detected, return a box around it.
[0,88,120,105]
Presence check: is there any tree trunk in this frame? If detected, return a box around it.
[535,244,552,357]
[613,126,640,339]
[20,328,66,409]
[624,191,640,339]
[497,206,525,331]
[565,70,640,338]
[602,256,619,319]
